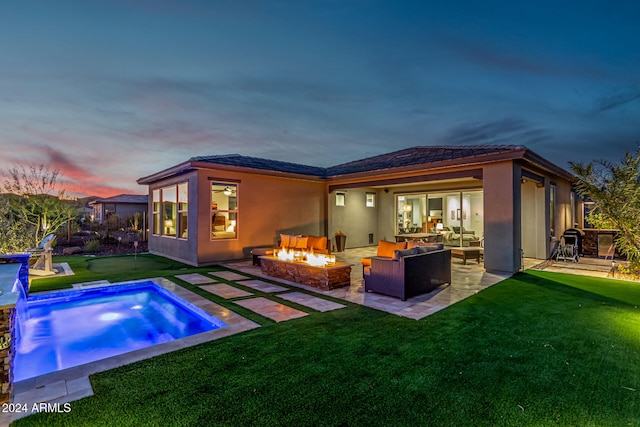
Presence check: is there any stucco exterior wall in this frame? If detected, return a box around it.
[146,171,199,265]
[147,169,327,266]
[554,179,575,238]
[329,188,379,249]
[483,161,522,273]
[521,180,546,259]
[92,203,147,225]
[194,169,326,265]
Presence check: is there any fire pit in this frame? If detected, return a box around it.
[275,248,336,266]
[260,249,351,290]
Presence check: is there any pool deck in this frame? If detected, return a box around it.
[2,277,259,425]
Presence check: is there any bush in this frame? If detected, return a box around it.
[101,236,120,245]
[84,239,100,253]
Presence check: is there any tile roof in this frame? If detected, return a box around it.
[138,144,569,184]
[191,146,527,178]
[90,194,148,204]
[326,145,526,176]
[190,154,327,177]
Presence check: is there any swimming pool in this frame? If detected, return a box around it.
[13,280,227,381]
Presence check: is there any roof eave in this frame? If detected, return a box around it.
[522,151,576,183]
[138,160,326,185]
[136,161,195,185]
[190,161,326,181]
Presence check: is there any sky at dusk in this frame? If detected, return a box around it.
[2,0,639,197]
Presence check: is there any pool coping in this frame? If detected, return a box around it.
[4,277,259,424]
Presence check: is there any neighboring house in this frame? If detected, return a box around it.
[89,194,148,225]
[136,145,577,274]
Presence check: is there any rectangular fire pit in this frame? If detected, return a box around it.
[259,256,352,290]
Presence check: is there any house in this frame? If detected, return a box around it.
[89,194,148,225]
[136,145,577,274]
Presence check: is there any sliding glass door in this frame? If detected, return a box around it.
[397,190,484,246]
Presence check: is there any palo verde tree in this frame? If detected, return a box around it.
[0,164,77,248]
[570,147,640,268]
[0,195,32,253]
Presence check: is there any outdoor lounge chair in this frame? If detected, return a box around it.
[28,233,57,271]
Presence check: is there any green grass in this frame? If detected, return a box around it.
[15,262,640,426]
[28,254,218,293]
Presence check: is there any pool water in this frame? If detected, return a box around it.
[13,281,226,381]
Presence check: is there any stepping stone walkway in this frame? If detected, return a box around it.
[209,271,250,281]
[175,273,216,285]
[200,284,253,299]
[173,269,347,323]
[236,279,288,293]
[276,292,346,312]
[235,297,308,322]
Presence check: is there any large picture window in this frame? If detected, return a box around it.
[152,183,188,238]
[211,183,238,240]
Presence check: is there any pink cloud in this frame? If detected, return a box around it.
[1,144,137,198]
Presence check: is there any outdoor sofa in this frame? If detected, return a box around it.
[364,246,451,301]
[361,240,443,273]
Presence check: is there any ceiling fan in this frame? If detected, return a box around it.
[212,186,236,196]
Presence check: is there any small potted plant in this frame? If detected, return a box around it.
[335,230,347,252]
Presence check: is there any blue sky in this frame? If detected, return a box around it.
[1,0,639,197]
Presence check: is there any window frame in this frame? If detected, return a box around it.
[152,189,161,236]
[152,183,188,239]
[211,182,238,240]
[177,182,188,239]
[366,192,375,207]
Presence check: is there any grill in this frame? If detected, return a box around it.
[562,228,584,256]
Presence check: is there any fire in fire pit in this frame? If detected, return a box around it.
[275,248,336,267]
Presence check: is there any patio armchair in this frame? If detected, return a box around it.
[28,233,57,272]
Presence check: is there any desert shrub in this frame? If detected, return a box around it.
[101,236,120,245]
[84,239,100,253]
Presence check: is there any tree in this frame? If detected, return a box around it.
[0,195,32,253]
[0,165,77,248]
[570,147,640,268]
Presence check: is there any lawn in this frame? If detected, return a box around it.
[15,258,640,426]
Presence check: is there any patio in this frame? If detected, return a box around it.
[224,246,513,320]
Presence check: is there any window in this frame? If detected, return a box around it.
[366,192,375,207]
[549,184,556,237]
[152,189,161,235]
[93,205,102,223]
[211,183,238,240]
[570,191,576,228]
[336,192,345,206]
[583,201,595,228]
[178,183,188,239]
[396,194,425,234]
[162,186,177,237]
[152,183,188,238]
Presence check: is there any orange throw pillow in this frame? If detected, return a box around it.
[295,236,309,249]
[309,236,327,250]
[377,240,406,258]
